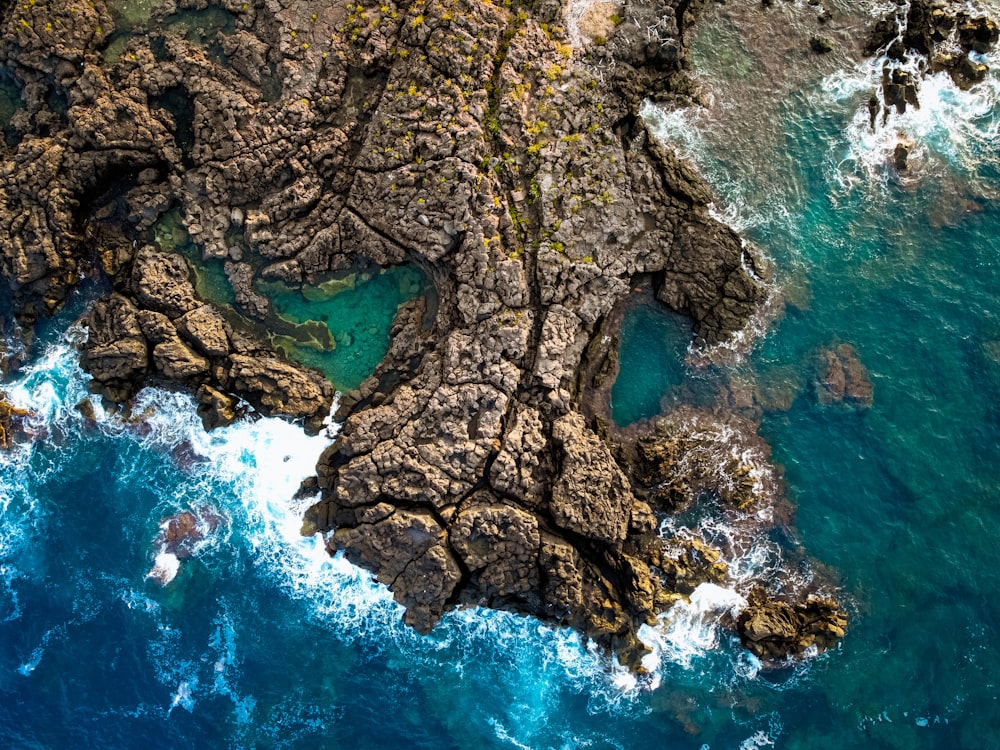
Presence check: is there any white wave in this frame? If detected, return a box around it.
[0,323,753,720]
[825,26,1000,191]
[147,551,180,585]
[638,99,793,233]
[639,583,747,671]
[169,679,197,714]
[16,621,69,676]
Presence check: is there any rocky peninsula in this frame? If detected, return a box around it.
[0,0,876,668]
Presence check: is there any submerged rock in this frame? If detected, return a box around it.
[814,342,874,409]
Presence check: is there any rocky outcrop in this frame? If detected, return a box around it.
[0,0,849,669]
[867,0,999,118]
[0,391,30,449]
[737,587,848,662]
[80,258,333,430]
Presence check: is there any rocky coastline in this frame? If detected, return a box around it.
[0,0,864,668]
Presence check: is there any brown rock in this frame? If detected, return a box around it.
[550,412,634,546]
[196,384,239,431]
[152,338,209,380]
[131,247,200,319]
[815,342,873,408]
[175,305,230,358]
[227,353,333,430]
[80,294,150,399]
[736,587,848,662]
[333,509,462,632]
[450,501,540,599]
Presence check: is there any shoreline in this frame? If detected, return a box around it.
[0,0,912,668]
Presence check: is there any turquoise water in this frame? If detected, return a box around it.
[610,301,691,425]
[152,210,429,392]
[4,7,1000,750]
[260,265,430,391]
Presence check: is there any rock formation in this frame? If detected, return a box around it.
[0,0,850,668]
[737,586,847,661]
[814,342,873,409]
[867,0,999,122]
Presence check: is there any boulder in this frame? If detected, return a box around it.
[737,587,848,661]
[131,247,200,319]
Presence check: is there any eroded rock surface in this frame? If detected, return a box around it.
[0,0,851,668]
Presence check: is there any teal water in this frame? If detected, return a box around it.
[152,210,429,392]
[3,5,1000,749]
[260,265,430,391]
[610,301,691,425]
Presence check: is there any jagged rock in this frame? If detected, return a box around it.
[152,337,210,380]
[131,247,200,319]
[0,0,844,670]
[224,261,270,320]
[550,411,633,546]
[0,392,31,449]
[80,294,150,400]
[227,353,333,430]
[736,587,848,662]
[809,35,835,54]
[629,409,774,512]
[175,305,230,358]
[450,500,540,599]
[894,139,912,171]
[333,508,461,632]
[868,0,999,95]
[196,384,239,431]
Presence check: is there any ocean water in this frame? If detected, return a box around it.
[3,3,1000,749]
[610,302,691,426]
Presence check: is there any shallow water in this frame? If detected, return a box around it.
[610,300,691,425]
[4,0,1000,747]
[261,265,430,392]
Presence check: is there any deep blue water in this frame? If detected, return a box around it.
[3,6,1000,749]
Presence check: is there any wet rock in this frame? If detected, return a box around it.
[226,353,333,432]
[954,54,989,88]
[814,342,874,408]
[80,294,150,401]
[0,392,31,449]
[0,0,814,670]
[868,1,999,95]
[333,508,461,632]
[809,36,835,54]
[629,408,776,512]
[893,139,912,171]
[736,587,848,662]
[196,384,239,431]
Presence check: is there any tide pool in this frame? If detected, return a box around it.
[610,300,692,426]
[260,264,431,392]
